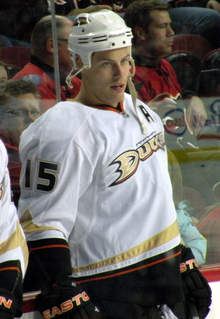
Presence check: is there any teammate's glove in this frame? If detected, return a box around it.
[0,312,14,319]
[0,289,19,319]
[180,245,212,319]
[36,279,101,319]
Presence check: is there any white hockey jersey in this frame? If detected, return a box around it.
[0,139,28,275]
[18,93,180,278]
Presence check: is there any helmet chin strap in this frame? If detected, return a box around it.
[127,58,148,135]
[65,57,148,135]
[65,65,89,88]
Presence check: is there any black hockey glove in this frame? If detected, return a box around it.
[0,312,14,319]
[26,238,102,319]
[0,289,19,319]
[180,245,212,319]
[36,278,101,319]
[0,260,23,319]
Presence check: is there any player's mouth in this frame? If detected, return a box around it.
[110,84,125,92]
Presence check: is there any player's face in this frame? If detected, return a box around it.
[143,10,175,57]
[0,93,40,146]
[80,47,131,107]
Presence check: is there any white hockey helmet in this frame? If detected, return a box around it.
[68,9,133,69]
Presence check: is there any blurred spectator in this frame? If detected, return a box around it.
[13,15,81,112]
[168,5,220,50]
[0,0,113,49]
[197,205,220,264]
[0,79,41,206]
[124,0,207,139]
[0,61,9,83]
[48,0,113,16]
[206,0,220,11]
[0,35,31,48]
[101,0,128,11]
[0,0,49,45]
[168,149,207,266]
[123,0,220,49]
[124,0,220,207]
[196,182,220,264]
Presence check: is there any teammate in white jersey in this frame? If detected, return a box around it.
[18,9,211,319]
[0,139,28,319]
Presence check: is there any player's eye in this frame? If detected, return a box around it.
[102,61,112,67]
[121,58,129,64]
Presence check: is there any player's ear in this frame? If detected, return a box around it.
[46,38,54,53]
[134,26,147,41]
[75,55,83,69]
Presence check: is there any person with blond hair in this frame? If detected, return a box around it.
[18,9,211,319]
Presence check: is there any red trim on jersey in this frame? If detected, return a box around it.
[29,244,70,253]
[0,266,21,273]
[87,101,124,114]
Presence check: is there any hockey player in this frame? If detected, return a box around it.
[18,9,211,319]
[0,139,28,319]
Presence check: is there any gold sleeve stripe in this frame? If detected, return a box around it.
[76,249,181,284]
[21,221,64,234]
[73,219,180,273]
[20,209,62,235]
[0,221,29,268]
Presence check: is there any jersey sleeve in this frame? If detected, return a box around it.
[23,237,73,292]
[18,105,100,241]
[0,140,28,318]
